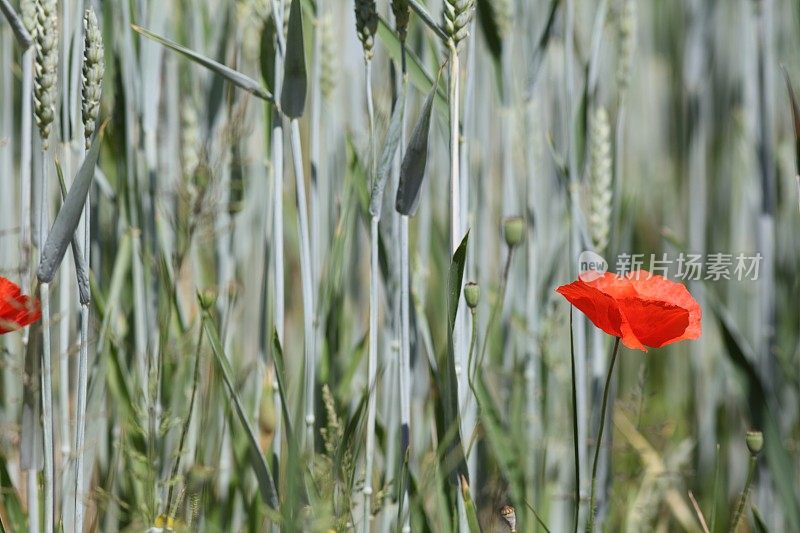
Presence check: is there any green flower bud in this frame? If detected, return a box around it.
[746,430,763,456]
[464,282,479,309]
[503,216,525,248]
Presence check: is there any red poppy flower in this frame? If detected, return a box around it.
[0,276,42,334]
[556,270,701,351]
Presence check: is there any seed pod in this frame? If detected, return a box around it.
[354,0,378,61]
[464,282,479,309]
[33,0,58,149]
[82,8,105,149]
[588,106,612,253]
[443,0,475,48]
[503,216,525,248]
[746,430,763,456]
[617,0,636,96]
[392,0,410,44]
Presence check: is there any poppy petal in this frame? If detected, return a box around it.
[617,298,690,349]
[0,277,42,334]
[556,280,625,339]
[625,272,702,342]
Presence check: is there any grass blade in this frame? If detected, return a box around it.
[781,66,800,175]
[37,127,103,284]
[202,308,279,510]
[281,0,307,118]
[132,24,273,102]
[408,0,449,42]
[376,18,447,110]
[369,95,404,218]
[460,476,481,533]
[441,230,470,483]
[475,0,502,60]
[395,86,435,216]
[526,0,560,94]
[0,451,26,531]
[53,161,90,304]
[260,15,277,95]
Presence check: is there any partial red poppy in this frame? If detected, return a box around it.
[0,276,42,334]
[556,270,701,351]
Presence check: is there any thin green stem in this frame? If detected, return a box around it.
[587,337,621,532]
[166,324,204,518]
[570,309,580,533]
[729,456,757,532]
[477,248,513,370]
[467,308,478,387]
[710,443,721,532]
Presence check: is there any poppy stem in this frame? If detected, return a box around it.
[587,336,620,532]
[729,455,757,532]
[569,309,580,533]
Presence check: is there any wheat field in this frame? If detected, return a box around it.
[1,0,799,531]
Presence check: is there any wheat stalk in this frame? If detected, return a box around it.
[73,9,103,533]
[19,5,38,527]
[33,1,58,530]
[269,0,287,472]
[355,1,379,529]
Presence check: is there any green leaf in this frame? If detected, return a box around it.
[270,331,307,527]
[281,0,307,118]
[54,160,90,305]
[203,310,279,510]
[376,17,447,111]
[408,0,449,42]
[476,0,504,95]
[37,126,103,284]
[395,86,435,216]
[0,449,26,531]
[460,476,481,533]
[440,231,470,483]
[132,24,273,102]
[526,0,560,94]
[271,331,295,444]
[370,94,405,218]
[476,0,503,60]
[781,66,800,175]
[259,16,277,95]
[205,9,233,132]
[752,505,769,533]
